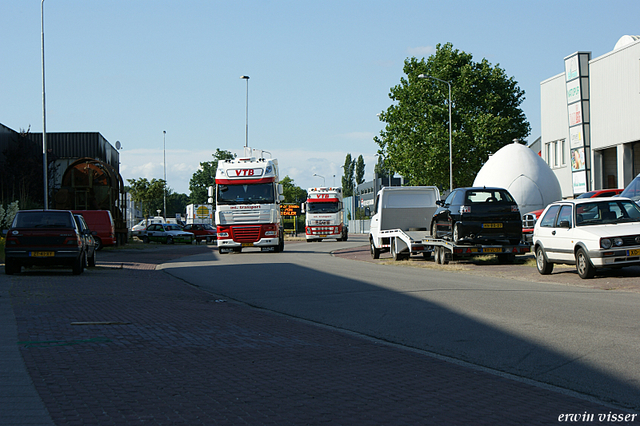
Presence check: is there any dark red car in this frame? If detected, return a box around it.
[4,210,86,275]
[183,223,217,244]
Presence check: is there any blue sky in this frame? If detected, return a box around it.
[1,1,638,195]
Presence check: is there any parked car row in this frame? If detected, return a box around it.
[131,220,217,245]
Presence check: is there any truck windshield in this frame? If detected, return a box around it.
[217,183,275,205]
[307,201,340,213]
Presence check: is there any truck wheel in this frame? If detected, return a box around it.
[434,247,442,264]
[441,248,450,265]
[370,240,380,260]
[576,248,595,279]
[535,246,553,275]
[391,239,408,261]
[343,230,348,241]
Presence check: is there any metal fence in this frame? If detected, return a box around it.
[348,220,370,234]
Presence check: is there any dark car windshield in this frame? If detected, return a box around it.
[464,190,515,204]
[14,211,74,228]
[217,183,275,205]
[576,200,640,225]
[307,201,340,213]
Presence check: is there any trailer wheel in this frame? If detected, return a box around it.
[434,247,442,264]
[441,248,450,265]
[370,240,380,259]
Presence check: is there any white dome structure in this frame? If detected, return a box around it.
[473,142,562,215]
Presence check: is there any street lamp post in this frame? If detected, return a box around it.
[418,74,453,193]
[41,0,48,209]
[313,173,325,186]
[240,76,250,149]
[163,130,166,219]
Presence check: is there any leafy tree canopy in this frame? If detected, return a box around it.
[280,176,307,204]
[189,149,236,205]
[127,178,166,217]
[374,42,530,189]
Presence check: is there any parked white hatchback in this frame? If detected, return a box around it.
[533,197,640,279]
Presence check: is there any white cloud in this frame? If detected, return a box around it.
[407,46,436,57]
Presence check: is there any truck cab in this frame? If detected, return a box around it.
[214,152,285,253]
[303,187,348,242]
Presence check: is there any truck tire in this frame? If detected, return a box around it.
[391,238,408,261]
[370,240,381,260]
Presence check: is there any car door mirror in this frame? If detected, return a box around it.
[435,200,443,207]
[559,220,571,228]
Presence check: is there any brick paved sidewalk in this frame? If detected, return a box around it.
[7,245,637,425]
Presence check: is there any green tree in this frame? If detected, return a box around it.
[280,176,307,204]
[189,149,236,205]
[374,42,530,189]
[341,153,355,197]
[355,155,365,186]
[374,155,388,180]
[126,178,166,217]
[166,192,189,218]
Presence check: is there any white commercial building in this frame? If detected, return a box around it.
[540,35,640,198]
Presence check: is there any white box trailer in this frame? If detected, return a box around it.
[369,186,440,260]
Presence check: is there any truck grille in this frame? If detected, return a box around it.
[233,226,261,242]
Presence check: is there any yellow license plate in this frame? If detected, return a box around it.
[31,251,54,257]
[483,223,503,229]
[628,249,640,256]
[318,235,327,238]
[483,247,502,253]
[242,243,254,247]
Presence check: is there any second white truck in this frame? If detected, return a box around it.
[303,187,348,242]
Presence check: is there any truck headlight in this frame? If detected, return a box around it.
[265,231,276,236]
[218,232,229,238]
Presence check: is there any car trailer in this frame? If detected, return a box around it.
[376,228,531,264]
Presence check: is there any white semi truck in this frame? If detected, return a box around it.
[302,187,348,242]
[214,150,285,253]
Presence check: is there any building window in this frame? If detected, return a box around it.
[560,140,566,166]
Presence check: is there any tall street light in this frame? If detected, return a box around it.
[313,173,325,186]
[418,74,453,192]
[163,130,167,219]
[41,0,48,209]
[240,76,250,149]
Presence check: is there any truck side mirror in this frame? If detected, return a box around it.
[278,184,284,195]
[338,202,343,210]
[279,195,285,202]
[300,203,306,214]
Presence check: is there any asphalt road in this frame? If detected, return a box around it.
[163,236,640,410]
